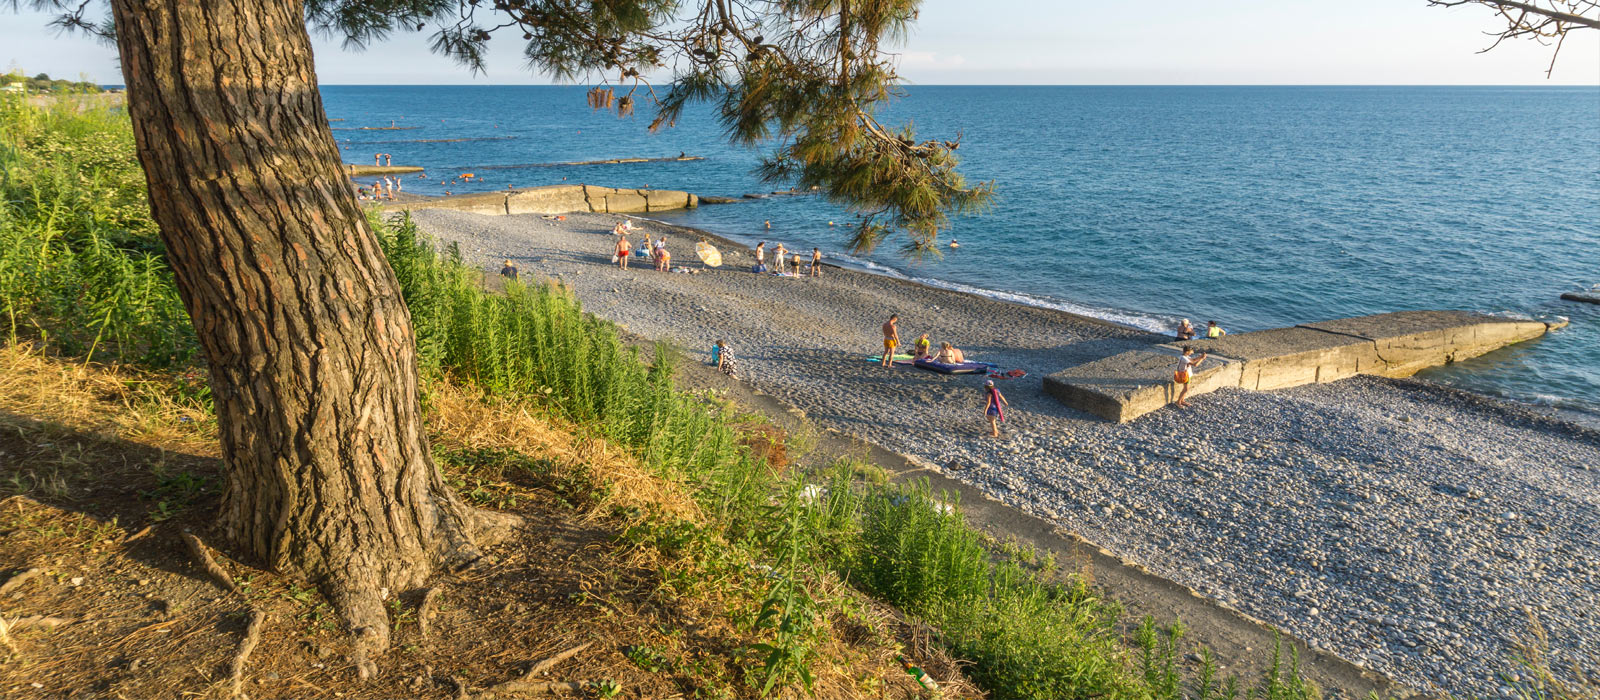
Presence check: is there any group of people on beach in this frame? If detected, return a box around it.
[612,221,676,272]
[880,314,1008,436]
[1175,318,1226,341]
[357,176,402,201]
[752,241,822,277]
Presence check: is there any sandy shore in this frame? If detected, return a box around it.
[407,208,1600,696]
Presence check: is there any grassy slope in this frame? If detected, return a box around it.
[0,91,1479,700]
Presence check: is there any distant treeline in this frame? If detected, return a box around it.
[2,72,103,94]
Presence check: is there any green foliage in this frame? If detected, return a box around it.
[0,94,198,367]
[1,71,101,94]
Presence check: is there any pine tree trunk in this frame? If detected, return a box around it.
[106,0,513,675]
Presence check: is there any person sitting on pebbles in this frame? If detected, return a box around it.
[936,341,965,364]
[912,333,932,360]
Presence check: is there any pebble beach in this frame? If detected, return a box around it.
[408,208,1600,696]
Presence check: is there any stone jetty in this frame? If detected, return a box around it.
[1560,291,1600,305]
[345,164,425,176]
[1044,310,1567,422]
[382,184,698,216]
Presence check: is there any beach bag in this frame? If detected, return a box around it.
[1173,370,1190,384]
[611,254,619,263]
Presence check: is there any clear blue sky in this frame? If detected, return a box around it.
[4,0,1597,85]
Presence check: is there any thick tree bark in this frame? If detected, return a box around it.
[106,0,512,675]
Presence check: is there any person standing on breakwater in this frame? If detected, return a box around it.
[754,242,767,273]
[880,315,901,367]
[1207,320,1227,338]
[983,379,1009,438]
[500,259,519,281]
[810,247,822,277]
[1174,346,1208,409]
[615,234,632,270]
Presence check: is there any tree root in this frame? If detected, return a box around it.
[181,533,238,593]
[0,567,42,597]
[228,609,266,698]
[0,614,74,654]
[473,642,592,697]
[121,525,153,545]
[417,587,441,638]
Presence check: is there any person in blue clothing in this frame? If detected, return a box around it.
[983,379,1009,437]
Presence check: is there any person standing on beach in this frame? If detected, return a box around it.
[881,315,901,367]
[774,243,788,275]
[792,251,804,277]
[615,234,632,270]
[499,259,519,281]
[755,242,767,273]
[983,380,1009,438]
[810,247,822,277]
[1174,346,1208,408]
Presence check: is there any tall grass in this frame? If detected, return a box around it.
[0,93,196,366]
[2,93,1325,700]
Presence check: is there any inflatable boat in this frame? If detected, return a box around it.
[912,358,995,375]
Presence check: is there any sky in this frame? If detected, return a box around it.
[3,0,1598,85]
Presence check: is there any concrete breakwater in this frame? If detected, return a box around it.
[382,183,698,216]
[1045,310,1567,422]
[345,164,425,175]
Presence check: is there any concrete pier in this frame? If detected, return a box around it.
[1044,310,1566,423]
[381,184,699,217]
[345,164,425,175]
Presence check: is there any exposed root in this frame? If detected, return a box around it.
[181,532,238,593]
[417,587,442,638]
[0,613,75,652]
[475,642,592,697]
[121,525,153,544]
[0,567,43,597]
[468,507,524,547]
[328,584,390,680]
[477,680,584,697]
[227,609,266,698]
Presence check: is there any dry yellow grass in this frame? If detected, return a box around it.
[0,343,216,457]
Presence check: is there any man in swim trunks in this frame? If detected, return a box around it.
[615,234,631,270]
[810,247,822,277]
[880,315,900,367]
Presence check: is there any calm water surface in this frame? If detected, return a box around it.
[321,85,1600,422]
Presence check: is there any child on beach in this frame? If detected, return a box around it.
[983,380,1009,437]
[716,341,738,378]
[810,248,822,277]
[615,235,632,270]
[754,242,767,273]
[792,252,804,276]
[1174,346,1208,408]
[880,315,901,367]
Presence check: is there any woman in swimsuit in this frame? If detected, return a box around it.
[983,379,1009,437]
[913,333,932,360]
[936,342,965,364]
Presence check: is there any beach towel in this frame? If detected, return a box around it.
[987,368,1028,379]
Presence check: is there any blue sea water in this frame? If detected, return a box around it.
[321,85,1600,421]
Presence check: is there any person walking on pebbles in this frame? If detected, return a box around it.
[499,259,519,281]
[615,233,632,270]
[880,314,901,367]
[983,379,1010,437]
[1174,345,1208,408]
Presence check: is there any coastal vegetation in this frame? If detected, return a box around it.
[0,88,1350,699]
[0,71,102,94]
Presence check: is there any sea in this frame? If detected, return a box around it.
[321,85,1600,424]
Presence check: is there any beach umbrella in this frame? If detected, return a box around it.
[695,241,722,267]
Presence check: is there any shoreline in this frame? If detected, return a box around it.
[400,206,1600,697]
[635,211,1600,429]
